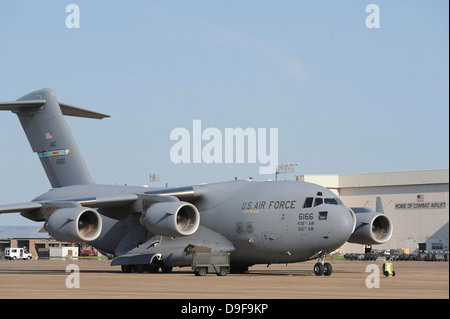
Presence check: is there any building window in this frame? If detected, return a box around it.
[431,242,443,250]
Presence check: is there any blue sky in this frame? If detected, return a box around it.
[0,1,448,225]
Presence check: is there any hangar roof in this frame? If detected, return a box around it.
[296,169,449,189]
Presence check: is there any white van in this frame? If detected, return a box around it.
[4,248,33,260]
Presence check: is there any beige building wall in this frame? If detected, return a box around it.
[297,169,449,254]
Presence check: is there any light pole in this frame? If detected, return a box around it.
[275,163,299,181]
[149,173,159,188]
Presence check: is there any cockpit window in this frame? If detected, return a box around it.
[305,197,342,208]
[303,197,314,208]
[314,197,323,207]
[324,198,338,205]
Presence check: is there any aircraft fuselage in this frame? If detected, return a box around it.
[32,180,355,267]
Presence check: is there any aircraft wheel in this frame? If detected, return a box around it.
[323,262,332,276]
[313,263,324,276]
[121,265,133,273]
[230,264,250,274]
[161,265,173,273]
[148,265,160,273]
[135,265,145,273]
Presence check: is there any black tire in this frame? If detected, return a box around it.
[197,268,207,276]
[313,262,324,276]
[161,265,173,273]
[323,262,333,276]
[217,268,228,276]
[121,265,133,273]
[134,265,145,274]
[147,265,159,273]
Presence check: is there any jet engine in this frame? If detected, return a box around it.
[140,201,200,237]
[46,207,103,242]
[347,208,393,245]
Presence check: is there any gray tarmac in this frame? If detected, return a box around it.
[0,258,448,299]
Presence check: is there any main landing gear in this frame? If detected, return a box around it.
[313,254,333,276]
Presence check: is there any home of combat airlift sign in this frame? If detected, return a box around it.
[395,194,446,210]
[395,202,446,210]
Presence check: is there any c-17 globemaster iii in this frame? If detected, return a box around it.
[0,89,393,275]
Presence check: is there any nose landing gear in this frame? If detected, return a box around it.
[313,253,333,276]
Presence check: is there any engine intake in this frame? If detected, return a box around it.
[46,207,102,242]
[140,201,200,237]
[347,209,393,245]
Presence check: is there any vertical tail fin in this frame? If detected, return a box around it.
[0,88,109,188]
[375,197,384,214]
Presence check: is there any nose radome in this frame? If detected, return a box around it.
[331,207,356,245]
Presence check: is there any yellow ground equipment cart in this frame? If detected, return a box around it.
[383,259,396,277]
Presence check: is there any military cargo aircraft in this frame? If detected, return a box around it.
[0,89,393,275]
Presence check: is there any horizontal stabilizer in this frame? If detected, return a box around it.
[0,100,46,111]
[59,102,110,119]
[0,100,109,119]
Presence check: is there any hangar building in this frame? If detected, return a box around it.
[0,226,80,258]
[296,169,449,254]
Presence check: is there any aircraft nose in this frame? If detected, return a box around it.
[329,206,356,246]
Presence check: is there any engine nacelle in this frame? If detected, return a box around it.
[140,201,200,237]
[347,209,393,245]
[46,207,103,243]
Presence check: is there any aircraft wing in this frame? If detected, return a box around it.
[0,202,43,214]
[0,194,139,215]
[0,190,188,221]
[54,193,140,208]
